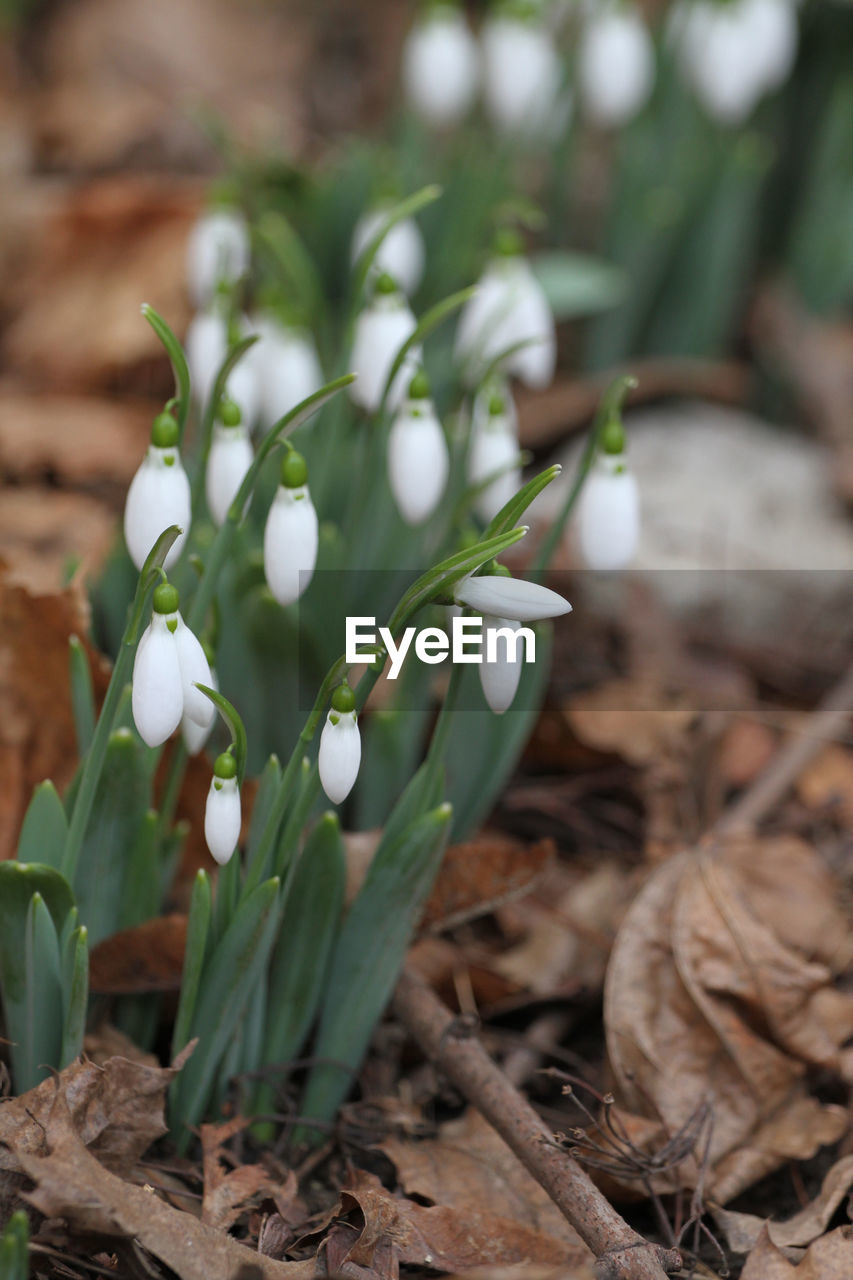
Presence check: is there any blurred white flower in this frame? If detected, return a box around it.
[186,308,259,427]
[124,414,190,572]
[349,277,420,414]
[402,3,480,127]
[576,452,640,570]
[186,208,250,308]
[456,250,555,389]
[351,207,425,297]
[206,417,253,527]
[481,14,563,136]
[467,388,522,524]
[387,373,449,525]
[263,452,319,606]
[246,314,323,432]
[479,615,525,714]
[578,6,655,128]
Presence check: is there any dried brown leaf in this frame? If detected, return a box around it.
[740,1225,853,1279]
[200,1117,296,1232]
[712,1154,853,1254]
[564,679,694,767]
[797,746,853,823]
[90,915,189,994]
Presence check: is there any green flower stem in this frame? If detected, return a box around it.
[61,527,181,884]
[158,740,188,835]
[188,335,259,520]
[141,305,191,442]
[531,374,637,581]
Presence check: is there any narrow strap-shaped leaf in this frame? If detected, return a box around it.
[69,635,96,756]
[171,869,212,1060]
[141,305,192,439]
[0,1211,29,1280]
[195,685,247,785]
[23,892,64,1091]
[245,754,282,862]
[483,464,562,540]
[17,781,67,870]
[60,924,89,1069]
[210,842,243,947]
[255,211,325,325]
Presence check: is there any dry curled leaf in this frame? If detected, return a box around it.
[712,1154,853,1254]
[603,837,853,1203]
[201,1117,296,1232]
[90,915,189,994]
[564,679,695,767]
[740,1224,853,1279]
[420,836,554,934]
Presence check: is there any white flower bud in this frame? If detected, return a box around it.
[742,0,798,91]
[456,255,555,389]
[246,315,323,432]
[351,208,426,298]
[204,772,242,866]
[186,309,259,427]
[319,709,361,806]
[481,16,563,136]
[263,485,319,606]
[349,289,420,414]
[205,423,253,527]
[402,5,480,128]
[479,615,525,714]
[578,7,655,128]
[455,574,572,622]
[186,208,250,308]
[131,611,184,748]
[576,453,640,570]
[467,391,522,524]
[123,446,190,572]
[183,666,217,755]
[388,398,449,526]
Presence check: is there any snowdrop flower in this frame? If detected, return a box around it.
[467,388,522,524]
[351,206,425,298]
[124,411,190,571]
[388,369,449,526]
[456,234,555,389]
[206,400,253,527]
[246,314,323,432]
[132,583,215,748]
[455,571,572,622]
[575,419,640,570]
[319,683,361,805]
[349,274,420,414]
[263,450,319,606]
[186,307,259,427]
[204,751,242,866]
[481,8,563,136]
[182,654,217,755]
[186,208,250,308]
[578,6,655,128]
[479,613,526,714]
[402,2,480,128]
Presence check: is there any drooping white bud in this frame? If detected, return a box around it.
[402,4,480,128]
[246,315,323,432]
[481,15,563,136]
[183,665,217,755]
[578,7,655,128]
[479,615,526,714]
[204,753,242,866]
[319,686,361,805]
[455,574,572,622]
[263,452,319,606]
[131,608,183,749]
[576,453,640,570]
[351,208,426,298]
[205,421,253,527]
[348,280,420,414]
[388,374,449,526]
[467,389,522,524]
[456,252,555,389]
[186,208,250,308]
[123,421,190,572]
[742,0,798,92]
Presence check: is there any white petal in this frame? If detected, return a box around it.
[349,300,419,413]
[481,18,562,135]
[402,9,480,127]
[225,359,259,434]
[132,614,183,747]
[677,1,765,124]
[579,9,655,128]
[351,209,426,297]
[479,615,525,715]
[467,415,522,524]
[204,775,242,865]
[388,404,449,525]
[183,667,218,755]
[576,459,640,570]
[186,209,250,308]
[456,575,571,622]
[205,425,253,526]
[186,309,228,408]
[455,259,555,389]
[249,318,323,430]
[174,615,215,728]
[318,711,361,805]
[123,447,190,571]
[263,485,319,605]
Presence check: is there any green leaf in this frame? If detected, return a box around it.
[60,923,89,1068]
[483,464,561,541]
[529,250,626,321]
[22,891,64,1090]
[120,810,162,930]
[141,305,192,438]
[171,869,212,1060]
[377,285,476,417]
[170,876,280,1137]
[0,1211,29,1280]
[69,635,96,756]
[246,755,282,862]
[210,843,243,947]
[255,211,324,325]
[0,862,74,1013]
[17,781,68,870]
[299,803,452,1134]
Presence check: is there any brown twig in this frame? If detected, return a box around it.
[391,967,682,1280]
